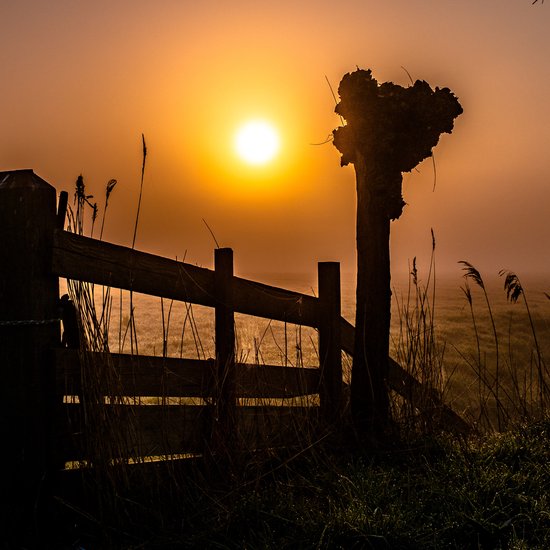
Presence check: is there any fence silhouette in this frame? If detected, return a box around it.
[0,169,469,493]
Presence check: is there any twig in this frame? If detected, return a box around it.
[202,218,220,248]
[131,134,147,250]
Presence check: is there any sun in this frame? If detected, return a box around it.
[234,120,280,165]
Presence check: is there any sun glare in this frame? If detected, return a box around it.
[234,120,280,165]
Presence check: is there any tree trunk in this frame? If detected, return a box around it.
[351,154,401,437]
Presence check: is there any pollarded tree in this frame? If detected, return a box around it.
[332,69,462,438]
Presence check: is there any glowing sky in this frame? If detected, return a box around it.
[2,1,550,280]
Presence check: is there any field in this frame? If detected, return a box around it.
[66,267,550,432]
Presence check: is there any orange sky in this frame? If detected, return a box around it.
[2,1,550,281]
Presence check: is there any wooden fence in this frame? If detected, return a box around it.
[0,170,469,495]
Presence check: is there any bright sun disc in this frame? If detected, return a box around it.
[235,120,280,165]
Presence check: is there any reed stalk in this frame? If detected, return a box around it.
[500,270,549,414]
[459,261,503,430]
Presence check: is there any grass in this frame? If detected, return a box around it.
[53,420,550,549]
[455,262,549,432]
[390,232,450,435]
[215,425,550,550]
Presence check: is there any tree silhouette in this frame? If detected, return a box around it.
[332,69,462,438]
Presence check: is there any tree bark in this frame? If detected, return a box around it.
[351,154,401,436]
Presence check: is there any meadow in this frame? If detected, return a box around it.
[65,268,550,429]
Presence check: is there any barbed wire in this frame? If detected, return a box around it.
[0,318,61,326]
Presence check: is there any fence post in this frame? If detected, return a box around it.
[318,262,342,424]
[213,248,236,455]
[0,170,61,534]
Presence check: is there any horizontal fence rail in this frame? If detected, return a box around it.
[340,317,471,434]
[52,230,321,327]
[53,230,217,308]
[55,349,321,399]
[57,403,318,461]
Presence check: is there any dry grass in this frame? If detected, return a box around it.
[455,262,549,431]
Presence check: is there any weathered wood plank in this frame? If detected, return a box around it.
[318,262,343,421]
[58,404,209,461]
[387,365,472,434]
[53,230,321,326]
[55,349,214,397]
[340,317,471,433]
[340,317,355,357]
[53,455,204,502]
[55,349,320,398]
[237,405,320,449]
[56,190,68,230]
[236,363,319,398]
[0,170,62,505]
[213,248,236,450]
[57,404,320,461]
[233,276,320,327]
[52,230,217,307]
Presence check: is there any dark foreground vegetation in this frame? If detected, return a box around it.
[40,420,549,550]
